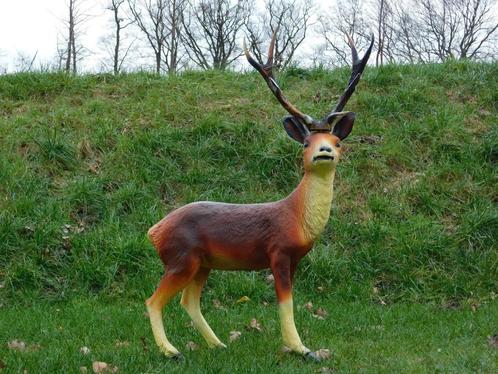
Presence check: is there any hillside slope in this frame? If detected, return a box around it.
[0,62,496,304]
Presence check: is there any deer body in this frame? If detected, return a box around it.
[145,33,373,361]
[148,163,335,272]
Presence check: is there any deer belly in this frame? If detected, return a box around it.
[202,241,269,270]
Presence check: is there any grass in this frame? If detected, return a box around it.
[0,61,497,371]
[1,297,497,373]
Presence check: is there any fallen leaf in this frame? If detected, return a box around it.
[316,286,324,292]
[247,318,262,332]
[303,301,313,311]
[314,348,331,360]
[229,331,241,342]
[8,340,26,351]
[80,346,91,355]
[314,307,328,319]
[92,362,107,373]
[212,299,225,309]
[262,301,269,307]
[92,361,118,373]
[185,320,195,328]
[265,274,274,283]
[488,334,498,348]
[185,341,199,351]
[470,303,478,312]
[140,337,148,352]
[114,340,129,348]
[317,367,334,373]
[80,367,88,373]
[372,287,380,294]
[236,296,251,304]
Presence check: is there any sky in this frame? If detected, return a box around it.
[2,1,496,73]
[0,0,119,72]
[0,0,335,73]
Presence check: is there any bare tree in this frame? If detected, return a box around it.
[129,0,186,74]
[317,0,371,67]
[14,51,39,72]
[371,0,395,66]
[106,0,135,74]
[58,0,91,73]
[246,0,313,70]
[0,49,6,74]
[392,0,498,62]
[454,0,498,59]
[388,1,431,63]
[162,0,186,73]
[129,0,167,73]
[182,0,249,70]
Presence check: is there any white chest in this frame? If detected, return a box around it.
[301,174,335,243]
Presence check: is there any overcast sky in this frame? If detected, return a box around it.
[0,0,341,73]
[0,0,315,73]
[0,1,110,72]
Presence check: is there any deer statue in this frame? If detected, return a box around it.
[145,33,373,361]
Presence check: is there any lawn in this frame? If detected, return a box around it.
[1,296,497,373]
[0,61,497,372]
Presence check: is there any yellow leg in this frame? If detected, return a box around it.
[279,296,310,354]
[146,302,181,357]
[180,269,226,348]
[146,262,199,358]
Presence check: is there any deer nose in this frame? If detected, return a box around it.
[319,146,332,152]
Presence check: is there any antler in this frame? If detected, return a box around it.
[243,33,318,128]
[321,35,374,124]
[245,32,374,132]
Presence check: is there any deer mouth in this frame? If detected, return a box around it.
[313,154,334,162]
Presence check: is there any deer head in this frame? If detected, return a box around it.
[244,34,373,173]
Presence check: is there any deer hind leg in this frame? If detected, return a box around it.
[145,259,200,358]
[271,255,311,356]
[180,268,226,348]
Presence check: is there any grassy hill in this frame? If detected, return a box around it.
[0,62,496,306]
[1,62,497,373]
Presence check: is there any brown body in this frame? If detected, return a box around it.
[149,198,312,272]
[144,33,373,361]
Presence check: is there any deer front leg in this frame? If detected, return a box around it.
[271,255,311,356]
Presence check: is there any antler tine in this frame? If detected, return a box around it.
[326,34,374,117]
[267,30,276,66]
[244,33,315,127]
[347,35,359,65]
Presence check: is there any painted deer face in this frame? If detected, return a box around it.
[302,132,341,173]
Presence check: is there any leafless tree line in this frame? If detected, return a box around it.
[8,0,497,74]
[318,0,498,67]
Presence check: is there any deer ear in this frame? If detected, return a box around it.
[283,116,309,144]
[327,112,356,140]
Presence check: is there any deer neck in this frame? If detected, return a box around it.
[288,168,336,244]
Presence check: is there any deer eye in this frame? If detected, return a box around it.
[303,142,309,148]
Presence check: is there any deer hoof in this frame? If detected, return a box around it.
[169,352,185,362]
[208,341,227,349]
[304,351,321,362]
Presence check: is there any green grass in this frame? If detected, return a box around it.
[0,62,497,371]
[1,297,497,373]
